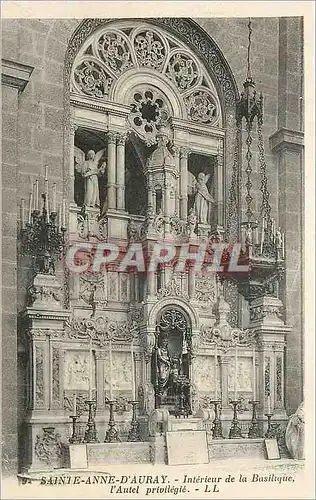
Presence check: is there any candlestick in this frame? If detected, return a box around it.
[234,345,238,401]
[127,401,141,442]
[248,400,261,438]
[89,337,93,400]
[73,393,77,417]
[210,400,223,439]
[69,415,81,444]
[35,180,39,210]
[229,400,243,439]
[104,400,120,443]
[109,338,113,400]
[84,400,99,443]
[28,192,33,224]
[214,344,218,400]
[252,347,256,400]
[131,340,135,400]
[44,165,48,181]
[52,183,57,212]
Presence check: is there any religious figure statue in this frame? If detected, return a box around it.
[188,171,214,225]
[75,148,106,208]
[151,332,171,407]
[276,227,283,248]
[285,402,305,460]
[156,337,171,394]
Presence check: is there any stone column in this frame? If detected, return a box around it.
[219,355,229,408]
[215,138,224,227]
[172,146,180,215]
[148,271,156,297]
[69,121,77,203]
[95,350,106,410]
[2,59,33,473]
[107,131,116,210]
[116,133,126,211]
[249,296,289,418]
[188,263,196,300]
[269,16,304,415]
[179,148,189,221]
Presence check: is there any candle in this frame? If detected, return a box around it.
[28,192,33,224]
[260,217,265,254]
[214,344,218,400]
[52,183,57,212]
[35,180,39,210]
[252,347,256,400]
[62,200,66,228]
[109,338,113,400]
[58,203,62,229]
[45,180,50,222]
[21,198,25,229]
[131,340,135,400]
[44,165,48,181]
[267,395,271,414]
[234,345,238,400]
[73,393,77,416]
[282,232,285,259]
[88,337,93,400]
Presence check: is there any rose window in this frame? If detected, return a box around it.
[129,88,170,145]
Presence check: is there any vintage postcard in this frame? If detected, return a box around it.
[1,1,315,499]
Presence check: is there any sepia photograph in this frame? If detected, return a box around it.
[1,1,314,498]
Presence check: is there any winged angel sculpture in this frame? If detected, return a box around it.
[74,147,106,208]
[188,171,215,225]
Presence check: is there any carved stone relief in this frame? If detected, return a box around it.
[52,347,60,406]
[73,60,113,98]
[97,30,133,74]
[195,276,216,305]
[104,351,133,393]
[133,30,166,70]
[34,427,63,466]
[35,345,44,407]
[166,52,199,91]
[227,357,252,392]
[63,350,96,391]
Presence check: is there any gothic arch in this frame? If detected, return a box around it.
[147,297,199,330]
[64,17,239,121]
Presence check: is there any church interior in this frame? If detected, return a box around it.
[1,16,304,474]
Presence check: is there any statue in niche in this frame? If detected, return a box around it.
[151,332,171,407]
[75,148,106,208]
[285,402,305,460]
[188,171,215,225]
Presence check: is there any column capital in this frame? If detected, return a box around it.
[180,147,190,159]
[94,349,107,360]
[269,127,304,154]
[116,133,127,146]
[70,122,78,135]
[107,131,117,144]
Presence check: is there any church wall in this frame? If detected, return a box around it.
[1,17,304,472]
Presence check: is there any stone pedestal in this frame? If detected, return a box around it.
[249,295,290,421]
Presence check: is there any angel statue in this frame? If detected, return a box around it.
[75,148,106,208]
[188,171,215,225]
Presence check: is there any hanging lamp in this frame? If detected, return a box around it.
[224,18,285,302]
